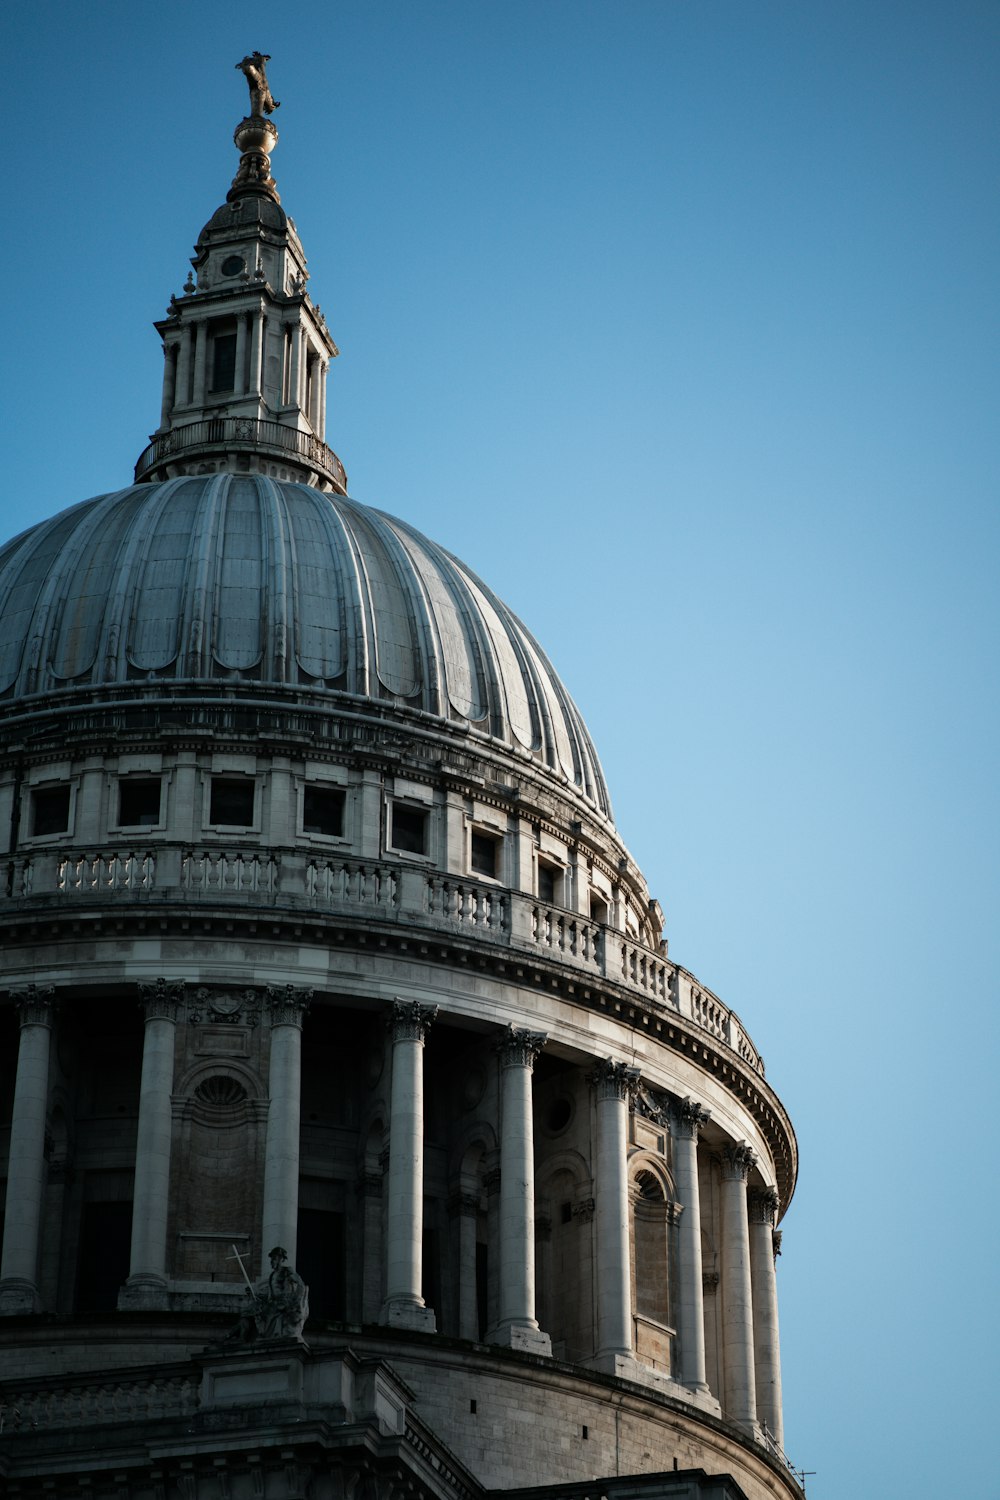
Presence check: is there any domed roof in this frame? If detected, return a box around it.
[0,475,611,816]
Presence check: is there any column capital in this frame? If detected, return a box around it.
[138,977,185,1022]
[749,1186,780,1226]
[387,999,437,1042]
[496,1024,547,1069]
[591,1057,641,1103]
[669,1095,711,1138]
[266,984,312,1027]
[9,984,56,1027]
[718,1141,757,1182]
[773,1229,783,1259]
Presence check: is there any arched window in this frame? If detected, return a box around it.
[631,1162,674,1375]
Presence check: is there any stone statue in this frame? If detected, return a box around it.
[236,53,280,117]
[228,1245,309,1343]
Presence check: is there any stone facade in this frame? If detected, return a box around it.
[0,60,803,1500]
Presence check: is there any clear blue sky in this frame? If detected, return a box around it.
[6,4,999,1495]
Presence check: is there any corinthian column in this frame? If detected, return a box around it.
[121,978,184,1308]
[0,986,55,1314]
[719,1142,759,1435]
[669,1096,711,1393]
[261,986,311,1271]
[490,1025,550,1354]
[380,1000,437,1331]
[592,1058,640,1368]
[750,1187,784,1447]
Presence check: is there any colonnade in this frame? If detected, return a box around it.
[0,985,783,1445]
[160,312,328,432]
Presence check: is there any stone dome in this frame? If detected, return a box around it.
[0,475,612,816]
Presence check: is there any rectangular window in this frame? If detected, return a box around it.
[211,329,238,391]
[118,777,161,827]
[390,803,428,855]
[209,776,255,826]
[537,859,559,904]
[589,892,609,924]
[470,829,500,879]
[32,786,70,837]
[303,785,345,838]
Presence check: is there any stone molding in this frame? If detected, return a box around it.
[387,998,438,1043]
[496,1023,547,1070]
[266,984,312,1027]
[591,1057,641,1103]
[138,977,185,1023]
[572,1197,596,1223]
[718,1142,757,1182]
[9,983,56,1027]
[749,1186,780,1226]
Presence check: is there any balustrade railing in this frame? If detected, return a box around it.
[134,415,347,491]
[532,905,602,965]
[0,845,764,1073]
[181,849,279,896]
[0,1373,198,1431]
[426,876,507,932]
[306,858,398,910]
[56,850,156,894]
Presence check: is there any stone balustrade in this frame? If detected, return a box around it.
[1,846,764,1075]
[0,1372,198,1431]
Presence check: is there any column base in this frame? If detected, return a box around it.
[0,1278,41,1315]
[379,1296,436,1333]
[488,1319,552,1357]
[118,1274,170,1312]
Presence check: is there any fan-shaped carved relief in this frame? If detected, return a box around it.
[193,1075,248,1108]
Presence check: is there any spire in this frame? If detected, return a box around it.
[135,56,346,494]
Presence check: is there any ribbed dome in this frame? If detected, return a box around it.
[0,476,611,815]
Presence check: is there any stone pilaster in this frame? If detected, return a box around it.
[261,985,311,1271]
[749,1186,784,1447]
[591,1058,640,1369]
[489,1025,550,1355]
[380,1000,437,1331]
[669,1096,712,1394]
[718,1142,760,1436]
[449,1189,482,1341]
[0,986,56,1314]
[120,979,185,1309]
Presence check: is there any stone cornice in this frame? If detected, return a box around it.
[0,903,797,1209]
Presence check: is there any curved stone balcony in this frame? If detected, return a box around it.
[134,416,348,492]
[1,844,764,1078]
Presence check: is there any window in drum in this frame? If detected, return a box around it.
[32,785,71,837]
[589,891,609,924]
[210,776,255,827]
[470,828,501,879]
[118,777,161,827]
[303,785,345,838]
[537,857,560,905]
[390,802,428,855]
